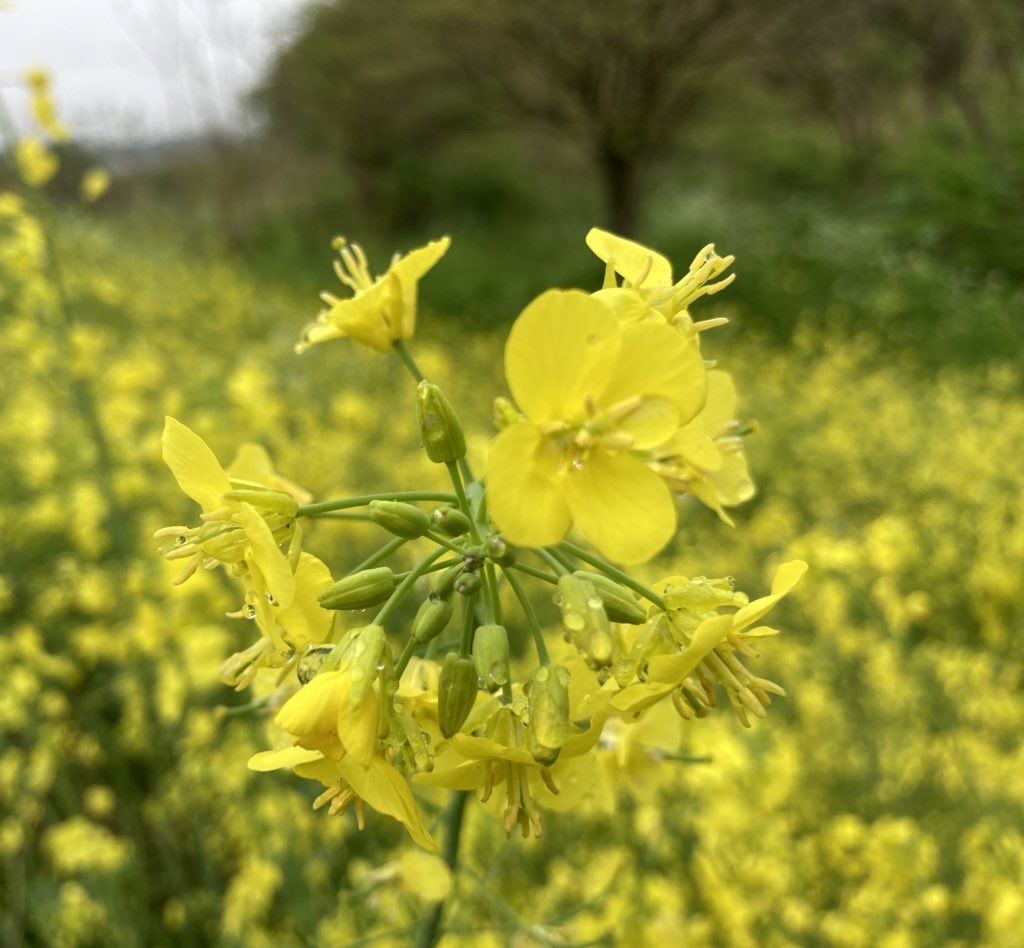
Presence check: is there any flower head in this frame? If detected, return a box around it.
[296,236,450,353]
[486,289,706,562]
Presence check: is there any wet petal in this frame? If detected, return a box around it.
[646,614,734,684]
[487,422,571,548]
[238,502,295,609]
[339,755,437,851]
[565,450,676,564]
[248,746,324,772]
[732,560,808,631]
[275,670,347,737]
[276,553,335,650]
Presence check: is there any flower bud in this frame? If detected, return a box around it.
[432,506,472,537]
[438,653,478,738]
[343,624,387,709]
[663,576,746,612]
[472,624,510,692]
[455,571,481,596]
[411,595,454,644]
[485,535,516,566]
[417,380,466,463]
[368,500,431,539]
[527,664,571,765]
[318,567,395,610]
[556,574,613,669]
[432,564,464,601]
[572,570,646,624]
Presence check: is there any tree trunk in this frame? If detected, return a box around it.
[599,149,639,237]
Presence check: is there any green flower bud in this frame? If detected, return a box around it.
[572,570,646,624]
[455,571,481,596]
[343,624,387,709]
[472,624,510,692]
[485,535,516,566]
[438,653,478,738]
[528,664,571,766]
[556,574,613,670]
[411,595,454,644]
[432,506,472,537]
[417,380,466,463]
[318,567,395,610]
[432,564,464,601]
[368,500,431,539]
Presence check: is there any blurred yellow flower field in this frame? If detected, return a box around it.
[2,185,1022,946]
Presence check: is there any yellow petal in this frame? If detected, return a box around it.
[732,560,808,631]
[591,287,659,323]
[504,289,619,422]
[275,670,347,737]
[339,755,437,851]
[162,416,231,511]
[414,760,490,791]
[337,689,380,768]
[451,733,535,766]
[616,399,680,450]
[486,422,571,548]
[564,450,676,564]
[598,321,706,422]
[586,228,673,287]
[700,370,739,435]
[248,746,323,772]
[238,502,295,609]
[325,280,395,352]
[646,614,734,684]
[389,236,451,284]
[609,680,675,714]
[662,421,723,473]
[276,553,335,649]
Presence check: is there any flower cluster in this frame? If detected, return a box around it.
[156,228,806,849]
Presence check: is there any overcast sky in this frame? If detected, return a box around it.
[0,0,311,144]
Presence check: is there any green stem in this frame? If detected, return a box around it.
[312,511,376,522]
[556,541,667,611]
[544,546,576,574]
[394,556,461,583]
[507,561,559,584]
[501,566,550,665]
[394,637,420,680]
[424,530,467,557]
[349,537,407,574]
[374,547,447,625]
[298,492,455,518]
[393,338,426,383]
[414,790,469,948]
[445,462,483,544]
[534,548,568,576]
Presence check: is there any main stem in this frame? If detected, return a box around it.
[414,789,470,948]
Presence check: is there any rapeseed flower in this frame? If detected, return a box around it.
[296,236,450,353]
[155,417,300,633]
[650,370,755,524]
[587,228,734,339]
[487,289,706,563]
[15,138,59,188]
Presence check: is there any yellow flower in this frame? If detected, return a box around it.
[155,418,298,631]
[486,289,706,562]
[415,702,605,838]
[80,168,110,203]
[248,745,437,851]
[611,560,807,723]
[15,138,59,188]
[650,370,755,524]
[296,236,450,353]
[273,624,386,766]
[586,227,735,335]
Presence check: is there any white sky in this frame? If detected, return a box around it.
[0,0,311,143]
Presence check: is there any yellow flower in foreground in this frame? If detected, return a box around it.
[296,236,450,353]
[248,746,437,851]
[651,370,755,524]
[586,227,735,334]
[272,624,386,767]
[155,418,298,628]
[487,289,706,562]
[610,560,808,721]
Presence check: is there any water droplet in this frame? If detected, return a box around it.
[244,605,257,619]
[376,662,386,672]
[553,595,563,607]
[564,613,585,632]
[477,676,487,690]
[535,666,550,683]
[570,459,584,471]
[586,596,603,609]
[352,641,366,657]
[176,535,187,545]
[491,665,509,686]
